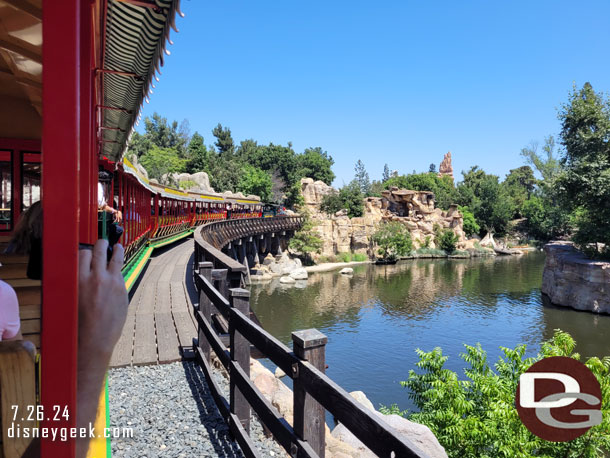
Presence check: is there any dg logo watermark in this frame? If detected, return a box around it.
[516,356,602,442]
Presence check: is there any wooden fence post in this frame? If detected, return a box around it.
[229,288,251,433]
[292,329,327,458]
[197,262,213,364]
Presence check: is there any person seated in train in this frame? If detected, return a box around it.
[0,280,22,341]
[98,170,124,249]
[4,201,42,280]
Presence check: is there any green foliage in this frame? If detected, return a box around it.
[128,112,190,158]
[185,132,213,173]
[178,180,197,190]
[139,145,187,183]
[385,173,456,210]
[502,166,536,217]
[237,165,272,202]
[288,211,323,261]
[353,253,368,262]
[337,252,352,262]
[558,83,610,257]
[434,225,459,254]
[458,206,480,237]
[429,163,437,173]
[212,123,235,158]
[399,330,610,458]
[321,182,365,218]
[456,167,512,235]
[521,195,571,241]
[373,221,413,261]
[521,136,563,182]
[415,248,446,257]
[354,160,371,195]
[422,235,431,249]
[382,164,391,182]
[379,403,409,417]
[297,147,335,184]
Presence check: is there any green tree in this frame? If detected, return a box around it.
[434,225,459,253]
[185,132,213,173]
[385,172,456,210]
[458,206,480,237]
[339,181,364,217]
[237,165,272,202]
[319,190,344,215]
[520,136,562,182]
[429,163,437,173]
[298,147,335,184]
[289,210,323,264]
[373,221,413,261]
[128,112,190,158]
[139,145,187,183]
[382,164,391,182]
[354,160,371,195]
[212,123,235,158]
[456,167,512,235]
[396,330,610,458]
[558,82,610,257]
[503,166,536,217]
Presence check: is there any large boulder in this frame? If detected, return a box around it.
[542,242,610,313]
[301,177,334,207]
[290,268,308,280]
[331,412,448,458]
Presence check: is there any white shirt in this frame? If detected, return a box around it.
[98,182,106,208]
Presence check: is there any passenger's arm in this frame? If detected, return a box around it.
[76,240,128,458]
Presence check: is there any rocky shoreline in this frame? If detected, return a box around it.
[542,242,610,314]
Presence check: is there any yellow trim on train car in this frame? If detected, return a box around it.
[163,187,190,197]
[124,246,154,292]
[86,380,108,458]
[189,193,225,201]
[234,199,260,204]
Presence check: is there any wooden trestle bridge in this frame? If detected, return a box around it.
[110,215,429,458]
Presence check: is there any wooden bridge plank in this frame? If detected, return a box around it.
[173,311,196,349]
[110,314,135,368]
[132,313,157,365]
[155,312,181,363]
[155,281,171,313]
[170,281,188,313]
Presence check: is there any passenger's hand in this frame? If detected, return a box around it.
[114,210,123,224]
[78,239,128,360]
[77,240,128,458]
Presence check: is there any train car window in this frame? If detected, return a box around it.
[0,150,12,231]
[21,152,41,211]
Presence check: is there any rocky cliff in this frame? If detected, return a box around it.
[300,178,467,257]
[542,242,610,313]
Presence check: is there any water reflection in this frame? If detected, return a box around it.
[250,252,610,412]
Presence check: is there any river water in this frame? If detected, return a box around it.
[250,252,610,413]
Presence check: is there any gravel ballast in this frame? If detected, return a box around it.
[109,361,288,457]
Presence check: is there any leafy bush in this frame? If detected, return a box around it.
[289,210,322,262]
[353,253,368,262]
[373,221,413,261]
[458,206,480,237]
[319,181,364,218]
[434,226,459,254]
[178,180,197,190]
[415,248,446,257]
[338,252,352,262]
[522,194,571,242]
[396,330,610,458]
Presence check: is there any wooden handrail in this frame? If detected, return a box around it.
[191,248,430,458]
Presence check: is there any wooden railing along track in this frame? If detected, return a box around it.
[191,217,429,458]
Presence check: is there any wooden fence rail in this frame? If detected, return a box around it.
[192,219,430,458]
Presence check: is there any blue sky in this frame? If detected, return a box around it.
[139,0,610,186]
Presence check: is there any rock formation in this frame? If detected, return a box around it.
[249,358,448,458]
[300,178,467,257]
[542,242,610,313]
[438,151,454,181]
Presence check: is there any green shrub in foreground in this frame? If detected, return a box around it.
[391,330,610,458]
